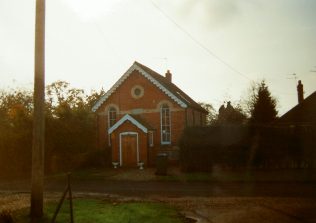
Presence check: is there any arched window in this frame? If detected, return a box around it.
[108,107,117,128]
[160,104,171,144]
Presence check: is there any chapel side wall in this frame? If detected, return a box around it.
[186,107,207,127]
[186,107,194,127]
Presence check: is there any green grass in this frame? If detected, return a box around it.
[13,199,185,223]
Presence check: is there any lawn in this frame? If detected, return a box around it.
[11,199,186,223]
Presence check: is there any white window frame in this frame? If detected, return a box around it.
[148,131,154,147]
[160,104,171,145]
[108,107,117,128]
[108,106,117,146]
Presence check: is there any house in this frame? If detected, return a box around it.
[92,61,208,167]
[275,80,316,168]
[277,80,316,127]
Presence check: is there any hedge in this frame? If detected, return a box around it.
[179,125,316,172]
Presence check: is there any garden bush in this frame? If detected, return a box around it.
[179,125,316,172]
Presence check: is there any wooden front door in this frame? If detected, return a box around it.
[120,133,138,166]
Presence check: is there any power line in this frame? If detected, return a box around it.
[93,22,124,62]
[150,0,252,81]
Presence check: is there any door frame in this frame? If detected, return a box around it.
[119,132,139,166]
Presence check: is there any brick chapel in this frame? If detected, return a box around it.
[92,61,207,167]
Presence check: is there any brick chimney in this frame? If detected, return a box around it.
[165,70,172,82]
[297,80,304,104]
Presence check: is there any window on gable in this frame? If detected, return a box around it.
[160,104,171,144]
[108,107,117,128]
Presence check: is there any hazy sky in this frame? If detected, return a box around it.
[1,0,316,114]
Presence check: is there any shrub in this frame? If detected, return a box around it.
[179,125,316,172]
[0,209,13,223]
[179,125,249,172]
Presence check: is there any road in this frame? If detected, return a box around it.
[1,179,315,197]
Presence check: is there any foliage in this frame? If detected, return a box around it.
[45,81,98,173]
[198,102,217,125]
[247,80,278,124]
[0,89,33,178]
[179,126,250,172]
[179,125,316,172]
[0,209,14,223]
[0,81,105,178]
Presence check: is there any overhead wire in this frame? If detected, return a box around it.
[89,1,298,99]
[150,0,301,98]
[150,0,252,81]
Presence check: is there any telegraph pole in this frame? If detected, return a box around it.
[31,0,45,219]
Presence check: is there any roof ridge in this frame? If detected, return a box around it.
[278,90,316,121]
[134,61,207,113]
[92,62,207,113]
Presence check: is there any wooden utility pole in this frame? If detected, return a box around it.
[31,0,45,219]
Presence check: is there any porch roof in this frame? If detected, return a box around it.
[108,114,151,134]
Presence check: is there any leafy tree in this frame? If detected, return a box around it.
[45,81,100,172]
[198,102,217,125]
[0,89,33,177]
[0,81,106,177]
[248,80,278,124]
[86,88,105,108]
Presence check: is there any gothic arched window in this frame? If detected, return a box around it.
[108,107,117,128]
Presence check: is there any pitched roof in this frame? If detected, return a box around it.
[92,61,207,113]
[277,91,316,125]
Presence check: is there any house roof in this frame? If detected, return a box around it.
[108,114,149,134]
[92,61,207,113]
[277,91,316,125]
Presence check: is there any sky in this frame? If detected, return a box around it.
[0,0,316,115]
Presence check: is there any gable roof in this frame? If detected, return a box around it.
[92,61,207,113]
[277,91,316,125]
[108,114,148,134]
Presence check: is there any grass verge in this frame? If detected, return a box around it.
[12,199,186,223]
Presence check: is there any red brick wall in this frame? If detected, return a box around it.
[111,121,148,165]
[97,70,186,147]
[186,107,207,127]
[95,70,207,165]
